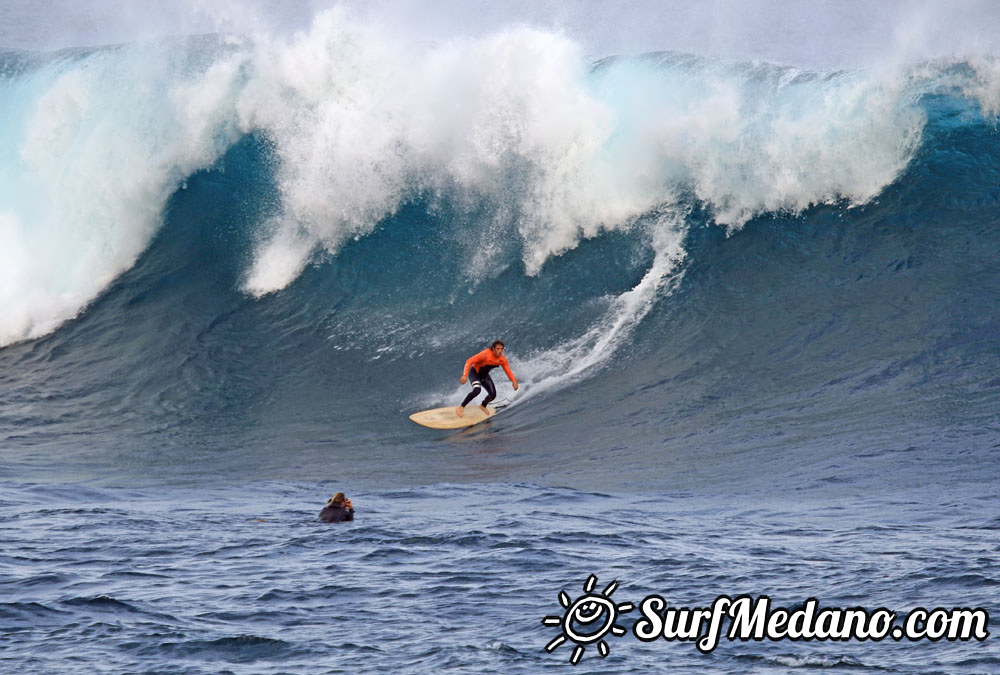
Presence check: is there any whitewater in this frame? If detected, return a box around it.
[1,1,998,672]
[8,4,1000,347]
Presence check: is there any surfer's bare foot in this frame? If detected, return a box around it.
[480,405,489,415]
[456,406,464,418]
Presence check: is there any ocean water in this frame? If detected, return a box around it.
[1,2,999,672]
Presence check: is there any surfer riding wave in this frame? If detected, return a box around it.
[458,340,519,417]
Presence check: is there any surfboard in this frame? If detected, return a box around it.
[409,405,496,429]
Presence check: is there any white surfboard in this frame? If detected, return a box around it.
[409,405,496,429]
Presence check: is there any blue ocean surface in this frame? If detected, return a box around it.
[1,2,999,672]
[2,483,996,673]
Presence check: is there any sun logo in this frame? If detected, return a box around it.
[542,574,633,665]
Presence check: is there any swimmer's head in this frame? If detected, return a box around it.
[327,492,346,507]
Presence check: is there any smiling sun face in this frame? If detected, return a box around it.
[567,595,616,639]
[542,574,634,664]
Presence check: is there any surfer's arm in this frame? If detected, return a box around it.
[461,350,487,383]
[461,355,473,382]
[500,356,518,390]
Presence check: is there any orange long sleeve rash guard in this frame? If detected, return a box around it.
[464,349,517,385]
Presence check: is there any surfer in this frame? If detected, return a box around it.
[457,340,519,417]
[319,493,354,523]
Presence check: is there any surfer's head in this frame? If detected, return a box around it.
[327,492,346,507]
[491,340,505,356]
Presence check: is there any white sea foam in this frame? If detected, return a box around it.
[4,6,998,345]
[511,214,688,404]
[236,8,928,295]
[427,213,687,411]
[0,45,243,346]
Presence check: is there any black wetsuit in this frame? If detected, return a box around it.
[319,505,354,523]
[461,364,497,407]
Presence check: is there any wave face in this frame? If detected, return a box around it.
[1,10,999,490]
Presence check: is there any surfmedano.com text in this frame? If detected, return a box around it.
[633,595,990,652]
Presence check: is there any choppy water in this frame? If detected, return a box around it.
[3,483,998,673]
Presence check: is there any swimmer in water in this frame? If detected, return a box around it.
[319,492,354,523]
[457,340,518,418]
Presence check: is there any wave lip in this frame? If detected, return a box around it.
[237,14,931,296]
[0,40,244,347]
[9,9,990,347]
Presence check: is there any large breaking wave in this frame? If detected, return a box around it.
[6,7,1000,347]
[1,5,999,490]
